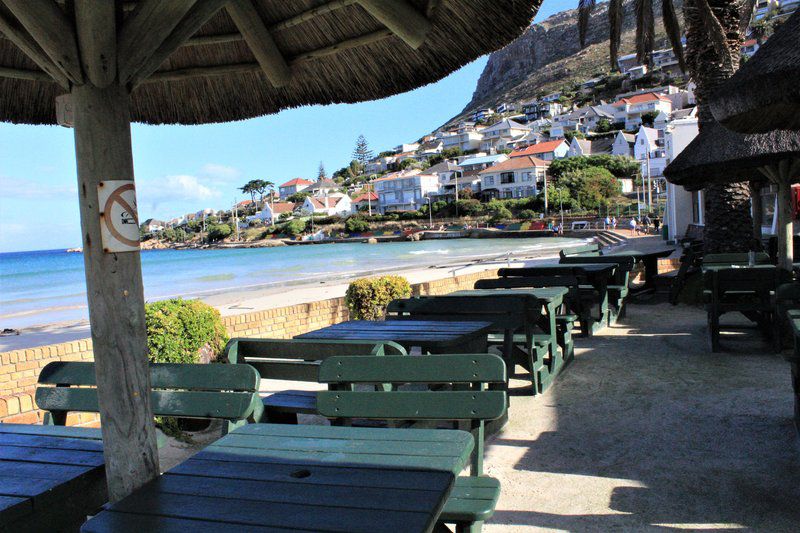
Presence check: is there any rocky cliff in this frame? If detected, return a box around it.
[453,0,682,122]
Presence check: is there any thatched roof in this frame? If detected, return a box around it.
[709,10,800,133]
[0,0,542,126]
[663,121,800,191]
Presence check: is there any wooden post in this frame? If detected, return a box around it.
[776,177,794,272]
[750,181,763,241]
[71,83,160,502]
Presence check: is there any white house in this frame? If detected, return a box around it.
[458,154,509,173]
[304,178,341,197]
[246,201,298,224]
[441,128,483,152]
[566,137,615,157]
[365,155,396,174]
[351,191,378,214]
[509,139,569,161]
[301,193,352,216]
[479,155,548,200]
[142,219,165,233]
[394,142,420,153]
[634,126,668,181]
[611,93,673,130]
[479,119,530,151]
[611,131,635,157]
[278,178,314,199]
[663,116,701,240]
[374,170,440,214]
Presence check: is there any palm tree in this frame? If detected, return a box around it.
[580,0,756,252]
[578,0,686,71]
[239,181,256,206]
[684,0,755,252]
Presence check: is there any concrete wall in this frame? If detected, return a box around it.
[0,270,499,425]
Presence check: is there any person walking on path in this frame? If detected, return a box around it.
[612,217,617,230]
[629,218,638,236]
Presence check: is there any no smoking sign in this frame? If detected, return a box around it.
[98,180,140,253]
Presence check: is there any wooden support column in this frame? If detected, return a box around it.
[226,0,291,88]
[71,83,160,503]
[750,181,763,241]
[776,176,793,271]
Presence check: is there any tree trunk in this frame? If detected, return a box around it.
[72,83,160,502]
[684,0,753,253]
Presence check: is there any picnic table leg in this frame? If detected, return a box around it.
[598,278,610,330]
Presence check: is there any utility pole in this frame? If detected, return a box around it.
[543,170,549,216]
[426,196,433,227]
[233,199,239,241]
[645,149,652,211]
[367,181,373,216]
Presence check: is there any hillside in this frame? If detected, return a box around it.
[450,0,684,124]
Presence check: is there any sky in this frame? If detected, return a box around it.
[0,1,574,253]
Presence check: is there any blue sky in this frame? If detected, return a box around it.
[0,1,573,253]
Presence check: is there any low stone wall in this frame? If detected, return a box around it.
[0,269,499,424]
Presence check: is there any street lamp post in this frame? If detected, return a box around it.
[426,196,433,227]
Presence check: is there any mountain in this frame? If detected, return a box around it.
[450,0,683,124]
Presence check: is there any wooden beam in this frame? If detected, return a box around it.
[270,0,357,32]
[356,0,431,49]
[129,0,227,88]
[141,28,395,84]
[70,82,160,503]
[184,32,243,47]
[0,12,70,88]
[226,0,291,88]
[2,0,84,84]
[74,0,115,88]
[291,28,393,65]
[117,0,196,85]
[0,65,52,82]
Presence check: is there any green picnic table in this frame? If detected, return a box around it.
[0,424,106,531]
[603,248,674,292]
[296,319,493,354]
[500,264,616,332]
[81,423,473,533]
[450,287,568,392]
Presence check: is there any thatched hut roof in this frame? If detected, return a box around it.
[0,0,542,126]
[709,10,800,133]
[663,121,800,191]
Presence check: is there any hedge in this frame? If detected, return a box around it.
[144,298,228,364]
[345,276,412,320]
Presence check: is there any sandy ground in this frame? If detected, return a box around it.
[484,302,800,532]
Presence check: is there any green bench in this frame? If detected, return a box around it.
[559,242,601,258]
[474,276,582,351]
[560,255,635,321]
[387,296,544,394]
[224,338,406,423]
[703,267,781,352]
[36,362,263,435]
[703,252,771,266]
[317,354,507,533]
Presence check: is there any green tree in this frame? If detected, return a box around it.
[207,223,232,242]
[548,155,640,180]
[594,119,613,133]
[640,111,659,127]
[352,134,374,171]
[557,166,621,210]
[485,200,512,223]
[286,191,311,203]
[345,215,371,233]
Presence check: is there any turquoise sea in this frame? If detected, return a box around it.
[0,237,580,329]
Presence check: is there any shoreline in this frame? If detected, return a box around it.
[0,235,661,353]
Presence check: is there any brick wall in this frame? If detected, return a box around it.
[0,269,499,424]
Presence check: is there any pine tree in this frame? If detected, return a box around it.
[318,161,327,181]
[352,135,373,170]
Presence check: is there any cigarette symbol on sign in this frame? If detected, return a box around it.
[103,183,140,249]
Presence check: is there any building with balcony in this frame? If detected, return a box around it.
[374,170,440,214]
[509,139,569,161]
[611,93,673,130]
[278,177,314,199]
[479,155,548,200]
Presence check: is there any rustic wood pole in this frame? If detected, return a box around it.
[750,181,763,241]
[71,82,160,502]
[776,176,794,272]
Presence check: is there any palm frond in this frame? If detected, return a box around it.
[662,0,686,72]
[578,0,596,48]
[608,0,624,70]
[738,0,756,34]
[635,0,655,65]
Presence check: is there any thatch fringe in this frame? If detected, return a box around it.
[0,0,542,125]
[664,121,800,191]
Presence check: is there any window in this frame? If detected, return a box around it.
[394,191,402,202]
[502,189,513,199]
[691,191,701,223]
[500,172,515,184]
[484,176,495,185]
[521,172,532,182]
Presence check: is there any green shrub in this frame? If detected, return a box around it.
[486,200,512,223]
[345,215,371,233]
[456,199,483,216]
[145,298,228,364]
[283,218,307,236]
[519,209,537,219]
[207,223,232,242]
[345,276,412,320]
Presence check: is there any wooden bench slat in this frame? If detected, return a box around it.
[231,422,473,444]
[0,444,105,467]
[318,354,506,384]
[80,511,289,533]
[317,390,506,421]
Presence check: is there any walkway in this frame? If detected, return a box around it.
[486,302,800,531]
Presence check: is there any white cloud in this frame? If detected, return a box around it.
[200,163,241,182]
[0,175,76,199]
[137,174,221,213]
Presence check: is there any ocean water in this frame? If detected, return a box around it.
[0,237,580,329]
